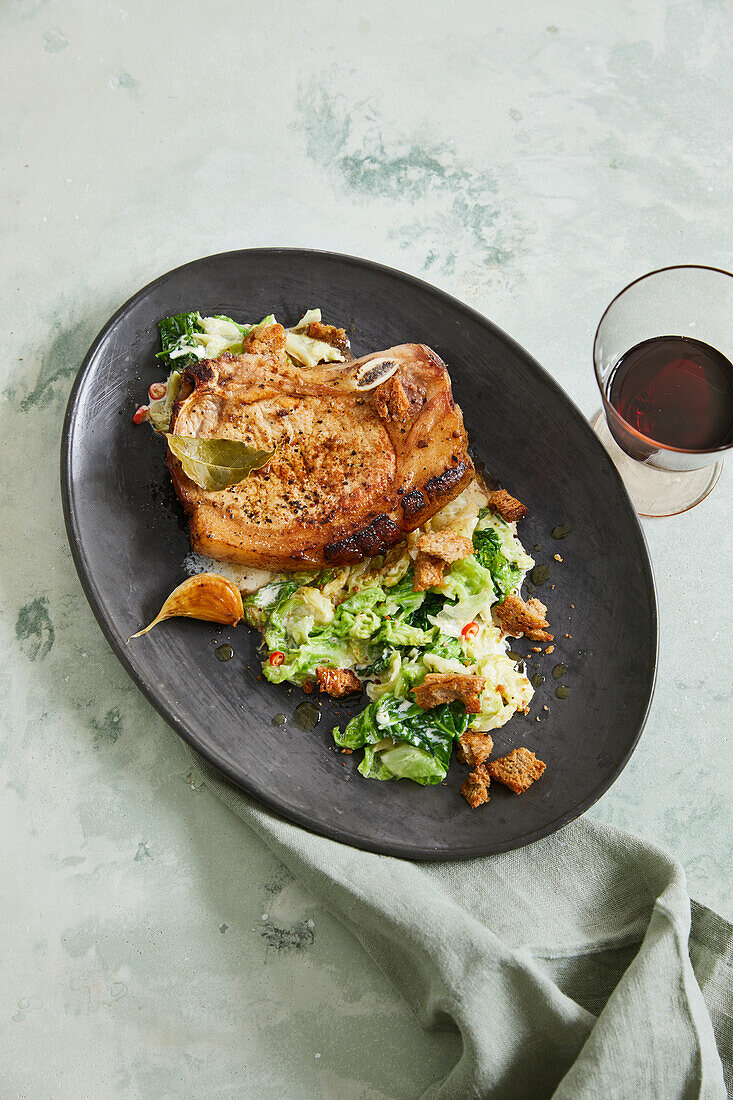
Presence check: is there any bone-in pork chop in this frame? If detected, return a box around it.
[167,324,473,570]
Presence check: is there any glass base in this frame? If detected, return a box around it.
[592,413,723,517]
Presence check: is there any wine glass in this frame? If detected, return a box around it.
[592,265,733,516]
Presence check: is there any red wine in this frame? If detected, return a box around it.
[608,335,733,450]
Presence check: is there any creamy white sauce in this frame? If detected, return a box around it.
[183,551,275,594]
[462,478,490,512]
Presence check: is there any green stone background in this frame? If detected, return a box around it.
[1,1,731,1096]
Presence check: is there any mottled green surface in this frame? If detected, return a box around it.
[1,1,731,1096]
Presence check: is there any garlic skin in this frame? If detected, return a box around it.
[129,573,244,639]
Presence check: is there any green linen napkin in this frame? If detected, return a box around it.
[190,751,730,1099]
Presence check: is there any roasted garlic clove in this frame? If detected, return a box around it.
[129,573,244,639]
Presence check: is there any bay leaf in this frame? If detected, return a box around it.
[167,435,274,490]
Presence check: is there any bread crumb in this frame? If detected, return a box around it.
[316,666,361,696]
[496,594,553,642]
[417,530,473,563]
[413,672,486,714]
[487,747,546,793]
[488,489,528,522]
[461,765,491,808]
[413,551,446,591]
[457,731,494,767]
[545,645,555,654]
[553,554,563,562]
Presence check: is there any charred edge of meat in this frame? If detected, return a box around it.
[400,488,428,523]
[425,460,471,503]
[324,513,402,564]
[171,358,216,416]
[185,359,216,386]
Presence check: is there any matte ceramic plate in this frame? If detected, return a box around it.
[61,249,657,859]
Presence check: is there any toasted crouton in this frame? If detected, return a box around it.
[315,666,362,697]
[306,320,350,354]
[412,673,486,714]
[417,531,473,564]
[496,594,553,642]
[375,374,421,423]
[486,747,546,794]
[489,489,528,523]
[457,731,494,767]
[413,552,446,591]
[242,321,287,354]
[461,765,490,808]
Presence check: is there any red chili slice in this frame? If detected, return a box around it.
[149,382,167,401]
[132,404,150,424]
[269,651,285,667]
[461,621,479,639]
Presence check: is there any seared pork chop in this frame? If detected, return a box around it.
[168,324,473,570]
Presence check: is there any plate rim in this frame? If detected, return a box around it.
[61,247,659,860]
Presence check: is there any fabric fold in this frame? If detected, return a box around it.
[191,750,729,1099]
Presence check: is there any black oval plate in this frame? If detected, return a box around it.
[61,249,657,859]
